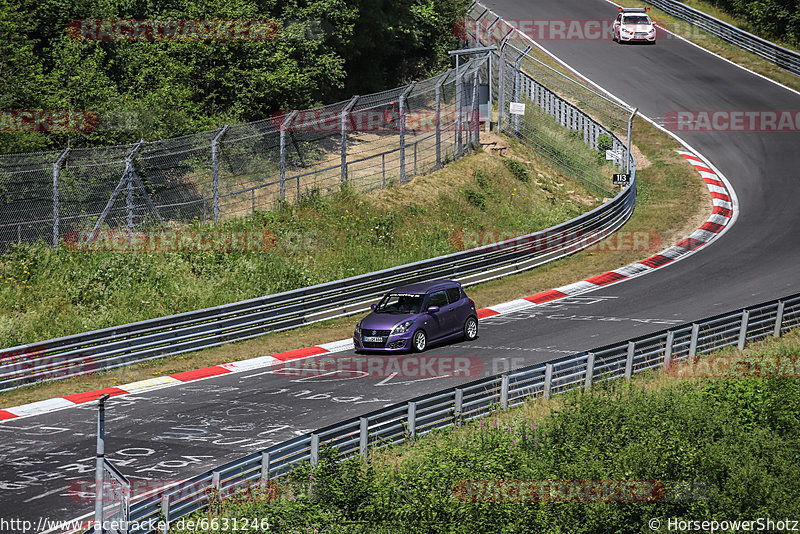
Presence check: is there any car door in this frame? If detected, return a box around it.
[445,286,466,334]
[425,290,451,340]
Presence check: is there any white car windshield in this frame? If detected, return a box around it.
[623,16,651,25]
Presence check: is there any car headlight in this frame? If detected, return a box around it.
[355,322,362,336]
[391,320,414,335]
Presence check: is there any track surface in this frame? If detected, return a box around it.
[2,0,800,528]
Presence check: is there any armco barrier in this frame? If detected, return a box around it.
[645,0,800,76]
[97,290,800,534]
[0,58,636,392]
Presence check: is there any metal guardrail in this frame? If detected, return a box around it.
[108,290,800,533]
[0,62,636,392]
[646,0,800,76]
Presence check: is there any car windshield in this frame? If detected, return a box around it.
[375,293,424,314]
[623,16,650,25]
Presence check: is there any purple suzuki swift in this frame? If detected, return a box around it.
[353,280,478,352]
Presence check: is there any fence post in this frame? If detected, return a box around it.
[381,153,386,187]
[689,323,699,359]
[399,82,416,183]
[260,451,270,482]
[737,309,750,350]
[513,47,532,136]
[359,417,368,458]
[454,388,463,423]
[407,401,417,440]
[310,434,320,466]
[455,56,462,155]
[584,352,595,392]
[774,301,785,337]
[625,341,635,379]
[496,31,513,135]
[434,71,447,168]
[211,125,228,225]
[500,374,509,409]
[472,67,480,148]
[279,112,298,203]
[52,148,70,249]
[626,108,638,175]
[341,96,359,185]
[543,364,553,399]
[664,330,675,370]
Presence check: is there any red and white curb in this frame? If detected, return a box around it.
[0,151,735,422]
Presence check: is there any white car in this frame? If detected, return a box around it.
[613,7,657,44]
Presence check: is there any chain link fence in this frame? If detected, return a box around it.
[0,57,489,251]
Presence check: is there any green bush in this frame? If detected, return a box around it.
[502,158,530,183]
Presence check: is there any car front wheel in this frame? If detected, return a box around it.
[412,330,427,352]
[463,316,478,341]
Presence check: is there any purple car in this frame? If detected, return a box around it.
[353,280,478,352]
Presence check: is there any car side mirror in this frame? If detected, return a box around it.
[370,304,377,311]
[427,306,440,313]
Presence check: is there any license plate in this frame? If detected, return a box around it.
[364,336,385,343]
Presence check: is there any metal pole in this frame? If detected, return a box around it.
[434,71,448,169]
[626,108,638,174]
[211,125,229,225]
[496,31,513,134]
[399,82,416,183]
[513,47,532,136]
[52,148,70,249]
[455,55,461,155]
[94,393,111,534]
[280,112,298,202]
[472,67,480,148]
[125,140,144,245]
[341,96,360,185]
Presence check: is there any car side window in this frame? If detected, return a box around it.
[445,287,461,304]
[427,290,448,308]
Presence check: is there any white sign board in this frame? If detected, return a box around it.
[606,150,623,161]
[509,102,526,115]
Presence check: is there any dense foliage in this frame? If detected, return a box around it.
[176,378,800,533]
[709,0,800,47]
[0,0,468,153]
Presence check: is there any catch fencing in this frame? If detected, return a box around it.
[644,0,800,76]
[0,33,636,391]
[97,290,800,534]
[0,58,488,250]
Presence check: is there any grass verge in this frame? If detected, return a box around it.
[172,330,800,533]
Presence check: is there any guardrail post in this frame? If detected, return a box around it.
[626,108,638,174]
[341,96,359,185]
[52,148,70,249]
[399,82,416,183]
[211,125,229,224]
[407,401,417,440]
[359,417,368,458]
[310,434,319,466]
[160,493,169,534]
[689,323,700,359]
[664,330,675,370]
[454,388,463,423]
[279,113,297,203]
[625,341,635,380]
[260,451,270,482]
[543,364,553,399]
[212,470,221,490]
[737,309,750,350]
[500,374,509,408]
[584,352,595,392]
[774,301,785,337]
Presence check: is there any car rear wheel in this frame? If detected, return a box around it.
[463,316,478,341]
[412,330,427,352]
